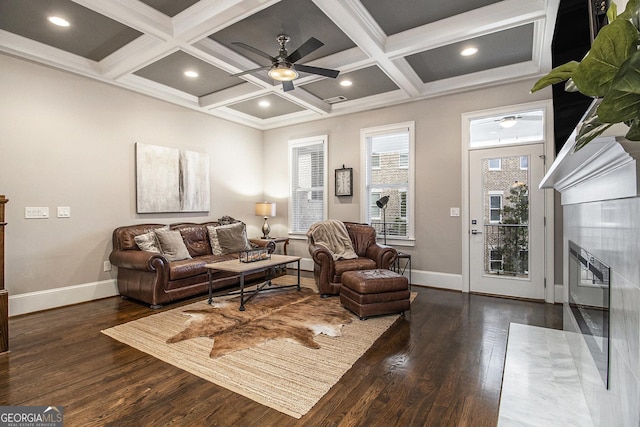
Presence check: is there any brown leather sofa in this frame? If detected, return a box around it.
[308,222,397,296]
[109,222,274,308]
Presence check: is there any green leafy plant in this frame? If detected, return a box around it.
[531,0,640,150]
[499,182,529,276]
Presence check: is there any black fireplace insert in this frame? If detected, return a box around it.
[568,240,610,388]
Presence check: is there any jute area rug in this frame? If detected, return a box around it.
[102,276,409,419]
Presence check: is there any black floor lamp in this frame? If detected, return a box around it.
[376,195,389,245]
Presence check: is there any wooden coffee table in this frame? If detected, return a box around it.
[205,254,302,311]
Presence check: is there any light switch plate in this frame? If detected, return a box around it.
[450,207,460,217]
[25,207,49,219]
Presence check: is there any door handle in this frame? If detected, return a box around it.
[471,229,483,235]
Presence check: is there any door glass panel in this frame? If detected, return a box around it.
[482,156,529,278]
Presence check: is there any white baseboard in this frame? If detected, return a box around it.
[411,270,463,291]
[9,279,119,317]
[299,258,315,272]
[298,257,463,292]
[7,263,465,317]
[554,283,564,304]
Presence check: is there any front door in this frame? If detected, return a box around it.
[468,143,545,300]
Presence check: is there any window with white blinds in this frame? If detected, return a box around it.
[289,135,327,234]
[361,122,415,242]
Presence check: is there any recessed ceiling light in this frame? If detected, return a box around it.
[48,16,70,27]
[184,70,198,78]
[340,80,352,87]
[258,100,271,108]
[460,47,478,57]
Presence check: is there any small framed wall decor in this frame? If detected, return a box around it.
[335,166,353,197]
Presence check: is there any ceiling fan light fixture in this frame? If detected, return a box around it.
[499,116,518,128]
[268,65,298,81]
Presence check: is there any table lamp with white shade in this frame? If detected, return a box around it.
[255,202,276,239]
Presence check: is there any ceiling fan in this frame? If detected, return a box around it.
[231,34,340,92]
[493,115,541,128]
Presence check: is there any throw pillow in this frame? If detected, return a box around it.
[215,222,253,254]
[155,229,192,261]
[206,225,224,256]
[133,226,168,253]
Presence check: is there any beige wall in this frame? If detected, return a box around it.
[0,51,555,305]
[263,79,552,276]
[0,53,263,296]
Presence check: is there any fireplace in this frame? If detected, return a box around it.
[568,241,610,388]
[540,97,640,425]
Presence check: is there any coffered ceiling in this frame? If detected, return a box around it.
[0,0,559,130]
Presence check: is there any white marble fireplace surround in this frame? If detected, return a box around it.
[540,100,640,426]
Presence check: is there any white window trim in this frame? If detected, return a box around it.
[520,156,529,170]
[370,190,382,220]
[488,158,501,171]
[399,153,409,170]
[288,135,328,237]
[488,191,503,224]
[360,121,415,246]
[371,153,381,170]
[489,248,504,271]
[399,189,407,219]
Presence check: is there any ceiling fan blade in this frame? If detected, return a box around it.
[231,42,276,62]
[294,64,339,79]
[282,80,295,92]
[230,65,271,77]
[286,37,324,63]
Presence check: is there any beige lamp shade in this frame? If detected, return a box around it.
[255,202,276,217]
[255,202,276,239]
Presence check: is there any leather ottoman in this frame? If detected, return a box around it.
[340,269,410,320]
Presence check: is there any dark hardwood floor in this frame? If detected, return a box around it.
[0,274,562,426]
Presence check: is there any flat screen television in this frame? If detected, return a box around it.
[551,0,609,154]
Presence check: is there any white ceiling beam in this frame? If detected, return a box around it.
[117,74,201,107]
[72,0,173,40]
[199,83,267,108]
[100,36,178,79]
[191,37,270,77]
[419,61,541,98]
[172,0,280,44]
[313,0,422,97]
[1,0,560,131]
[384,0,549,58]
[0,30,101,77]
[278,87,332,115]
[536,0,561,72]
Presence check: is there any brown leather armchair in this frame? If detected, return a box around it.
[308,221,397,297]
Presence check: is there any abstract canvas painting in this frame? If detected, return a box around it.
[136,143,210,213]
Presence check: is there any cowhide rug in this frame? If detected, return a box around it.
[166,288,353,358]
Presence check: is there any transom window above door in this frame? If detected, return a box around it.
[469,109,544,148]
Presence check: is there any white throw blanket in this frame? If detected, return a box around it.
[307,220,358,261]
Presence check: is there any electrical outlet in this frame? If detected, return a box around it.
[450,207,460,217]
[57,206,71,218]
[103,261,112,272]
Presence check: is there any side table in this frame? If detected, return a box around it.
[393,252,412,290]
[255,237,290,255]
